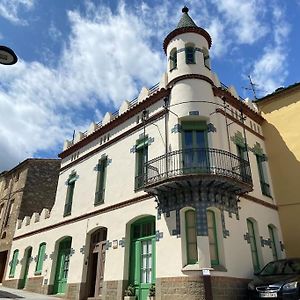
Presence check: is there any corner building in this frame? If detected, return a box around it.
[4,8,285,300]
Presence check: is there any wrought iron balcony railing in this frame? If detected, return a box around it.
[136,148,252,189]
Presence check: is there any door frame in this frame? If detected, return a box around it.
[19,247,32,289]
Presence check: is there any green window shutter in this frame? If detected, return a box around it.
[135,138,148,190]
[35,243,46,274]
[95,157,108,205]
[185,210,198,264]
[185,47,195,64]
[181,121,207,131]
[256,155,271,197]
[247,219,260,272]
[64,173,77,217]
[9,249,19,277]
[207,210,219,266]
[268,225,278,261]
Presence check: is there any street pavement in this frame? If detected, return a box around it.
[0,285,61,300]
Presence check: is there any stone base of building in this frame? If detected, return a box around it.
[211,276,250,300]
[102,280,126,300]
[2,278,20,289]
[25,276,44,294]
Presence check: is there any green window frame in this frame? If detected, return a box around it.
[268,225,278,261]
[185,210,198,264]
[35,243,46,275]
[256,155,271,197]
[207,210,219,266]
[135,137,148,190]
[170,48,177,71]
[185,46,195,64]
[247,219,260,272]
[9,249,19,278]
[95,156,108,205]
[63,173,77,217]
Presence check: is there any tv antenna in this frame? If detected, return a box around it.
[243,75,259,100]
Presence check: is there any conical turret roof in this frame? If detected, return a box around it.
[176,6,198,28]
[163,6,212,53]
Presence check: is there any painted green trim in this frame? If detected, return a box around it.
[256,155,271,197]
[9,249,19,277]
[63,173,77,217]
[35,243,46,274]
[19,247,32,289]
[231,131,246,147]
[170,49,177,71]
[135,142,148,190]
[268,225,278,261]
[247,219,260,272]
[207,210,219,266]
[95,156,107,205]
[181,121,207,131]
[185,210,198,264]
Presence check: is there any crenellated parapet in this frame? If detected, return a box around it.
[62,78,167,151]
[16,208,51,231]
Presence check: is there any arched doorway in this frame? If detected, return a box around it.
[129,216,156,300]
[19,246,32,289]
[87,227,107,298]
[53,237,72,294]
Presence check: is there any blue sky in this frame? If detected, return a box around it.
[0,0,299,171]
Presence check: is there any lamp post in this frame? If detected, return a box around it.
[0,45,18,65]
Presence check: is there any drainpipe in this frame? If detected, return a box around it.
[164,97,169,178]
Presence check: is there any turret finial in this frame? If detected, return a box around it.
[182,6,189,13]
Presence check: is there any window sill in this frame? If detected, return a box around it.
[182,264,201,271]
[212,265,227,272]
[9,275,15,278]
[34,271,42,276]
[262,193,272,199]
[94,201,104,207]
[63,212,71,217]
[170,67,177,72]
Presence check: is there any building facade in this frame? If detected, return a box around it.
[4,8,285,300]
[0,158,60,283]
[255,83,300,258]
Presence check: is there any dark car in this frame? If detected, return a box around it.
[248,258,300,299]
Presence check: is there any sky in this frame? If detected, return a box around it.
[0,0,299,171]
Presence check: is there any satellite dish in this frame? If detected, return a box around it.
[0,45,18,65]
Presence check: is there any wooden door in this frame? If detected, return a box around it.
[19,247,32,289]
[94,241,106,297]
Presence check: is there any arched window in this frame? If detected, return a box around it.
[207,209,219,266]
[185,44,195,64]
[9,249,19,278]
[35,243,46,275]
[268,225,279,261]
[185,210,197,264]
[170,48,177,71]
[203,47,210,69]
[247,218,261,272]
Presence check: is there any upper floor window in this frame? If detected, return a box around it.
[203,47,210,69]
[256,154,271,197]
[9,249,19,278]
[95,156,108,206]
[64,172,77,217]
[170,48,177,71]
[247,218,261,272]
[135,136,148,190]
[268,225,279,261]
[35,242,46,275]
[185,44,195,64]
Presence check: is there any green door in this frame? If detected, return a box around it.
[19,247,32,289]
[182,122,209,173]
[53,238,72,294]
[130,217,155,300]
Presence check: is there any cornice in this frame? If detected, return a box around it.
[163,27,212,54]
[167,74,214,88]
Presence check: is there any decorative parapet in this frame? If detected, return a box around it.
[87,122,97,135]
[228,85,239,99]
[63,140,72,151]
[159,72,168,89]
[74,131,84,143]
[17,208,51,230]
[138,87,149,103]
[119,100,130,115]
[102,112,113,126]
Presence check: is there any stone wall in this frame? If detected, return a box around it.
[102,280,125,300]
[211,276,250,300]
[26,276,44,293]
[20,159,61,219]
[156,276,205,300]
[2,278,19,289]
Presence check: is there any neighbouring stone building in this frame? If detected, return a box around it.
[0,158,60,283]
[3,7,285,300]
[254,82,300,258]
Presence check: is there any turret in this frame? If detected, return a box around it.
[164,6,212,85]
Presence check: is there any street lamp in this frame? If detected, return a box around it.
[0,45,17,65]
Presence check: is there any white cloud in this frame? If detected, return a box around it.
[0,0,34,25]
[0,3,164,171]
[251,4,290,95]
[49,22,62,41]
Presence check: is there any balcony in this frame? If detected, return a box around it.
[137,148,253,197]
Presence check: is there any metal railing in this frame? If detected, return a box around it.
[136,148,252,188]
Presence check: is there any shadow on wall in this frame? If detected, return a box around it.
[262,121,300,257]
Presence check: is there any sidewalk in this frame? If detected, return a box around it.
[0,285,61,300]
